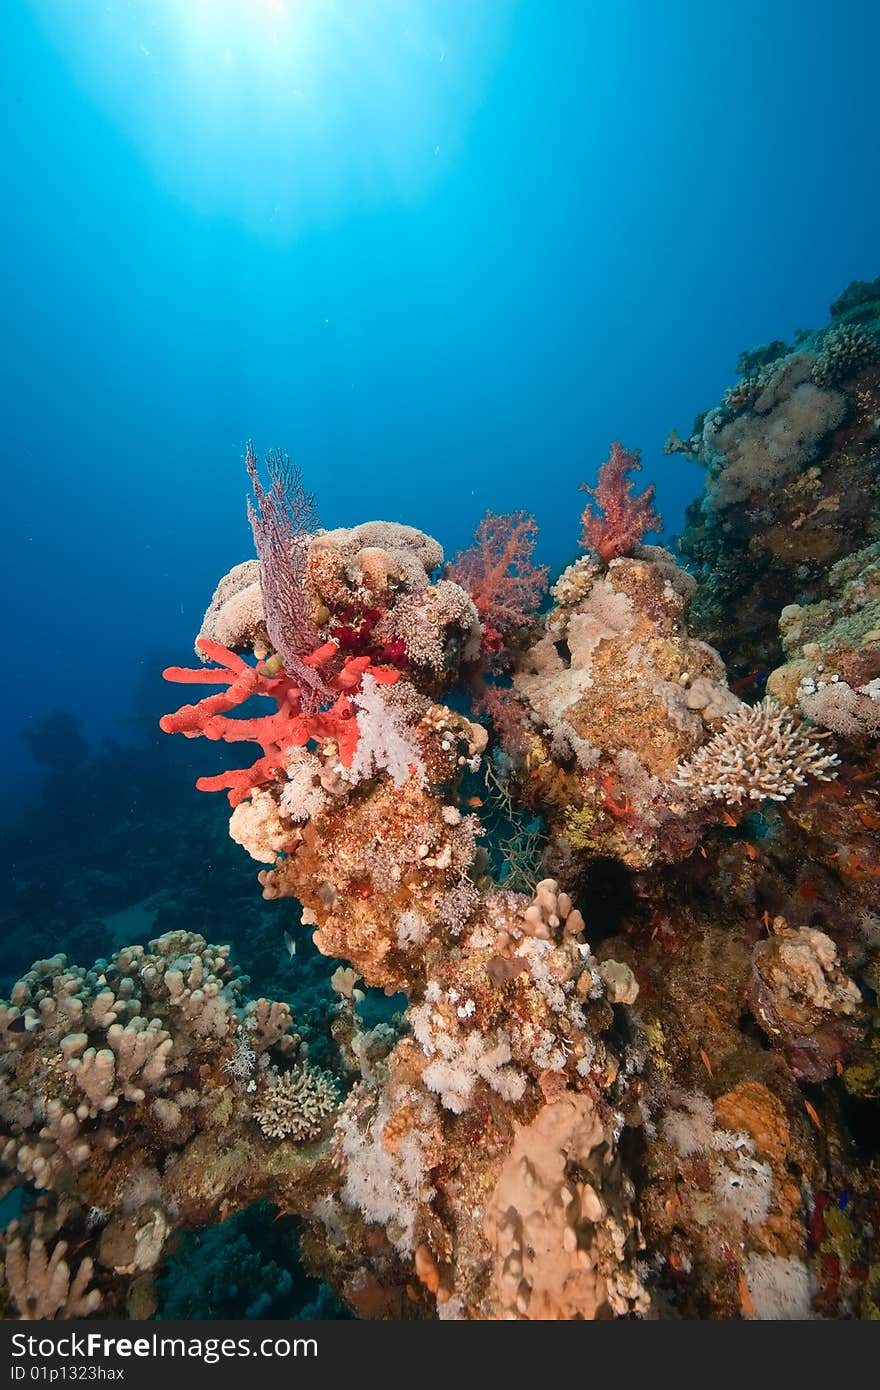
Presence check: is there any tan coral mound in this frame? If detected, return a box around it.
[307,521,443,609]
[483,1093,646,1319]
[509,549,758,867]
[768,541,880,738]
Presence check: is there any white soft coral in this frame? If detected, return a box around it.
[346,674,426,788]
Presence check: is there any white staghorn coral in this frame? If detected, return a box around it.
[672,697,838,804]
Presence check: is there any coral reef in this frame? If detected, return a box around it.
[502,549,832,870]
[6,294,880,1323]
[671,280,880,682]
[0,931,337,1317]
[767,540,880,739]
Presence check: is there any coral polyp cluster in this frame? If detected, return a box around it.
[3,281,880,1323]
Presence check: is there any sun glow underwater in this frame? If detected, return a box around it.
[31,0,513,231]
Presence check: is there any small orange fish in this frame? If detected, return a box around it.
[699,846,708,859]
[761,910,771,929]
[835,1059,844,1078]
[739,1269,755,1318]
[713,982,728,994]
[699,1048,713,1077]
[804,1099,822,1129]
[745,843,758,861]
[721,811,738,827]
[464,796,483,808]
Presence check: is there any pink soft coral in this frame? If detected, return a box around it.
[446,511,548,644]
[579,441,662,563]
[160,638,398,806]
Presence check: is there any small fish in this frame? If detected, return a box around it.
[699,1048,713,1077]
[730,668,768,697]
[464,796,483,808]
[838,1190,850,1211]
[804,1099,822,1129]
[283,932,297,958]
[739,1269,755,1318]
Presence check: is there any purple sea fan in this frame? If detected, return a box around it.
[246,442,330,712]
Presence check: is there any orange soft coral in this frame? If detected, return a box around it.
[445,511,548,641]
[579,441,662,563]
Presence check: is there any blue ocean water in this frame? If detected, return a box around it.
[4,0,878,798]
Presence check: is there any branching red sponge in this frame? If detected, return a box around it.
[160,637,398,806]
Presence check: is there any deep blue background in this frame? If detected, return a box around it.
[3,0,878,796]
